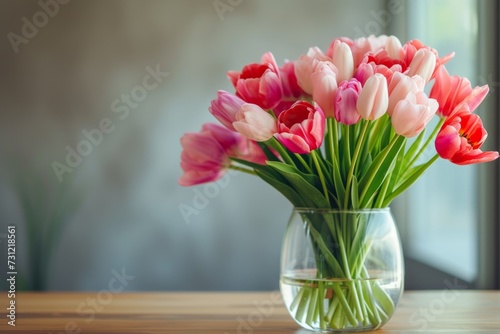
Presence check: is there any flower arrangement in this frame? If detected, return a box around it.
[178,35,498,330]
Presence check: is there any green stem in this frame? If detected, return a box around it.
[358,135,400,205]
[382,153,440,207]
[332,283,357,326]
[229,165,256,175]
[312,150,331,206]
[344,121,370,209]
[294,154,313,173]
[326,118,335,162]
[343,125,352,169]
[268,137,296,166]
[318,280,326,330]
[406,118,445,169]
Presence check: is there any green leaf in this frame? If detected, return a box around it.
[359,136,406,207]
[383,155,438,206]
[385,145,406,199]
[230,157,268,171]
[350,175,359,209]
[402,129,426,168]
[255,170,305,207]
[267,161,330,208]
[380,118,393,150]
[327,159,345,208]
[257,142,281,162]
[308,224,345,277]
[267,161,323,192]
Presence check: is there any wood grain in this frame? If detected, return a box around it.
[1,291,499,333]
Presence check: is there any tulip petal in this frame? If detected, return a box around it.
[275,132,311,154]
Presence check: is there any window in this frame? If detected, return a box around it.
[390,0,499,288]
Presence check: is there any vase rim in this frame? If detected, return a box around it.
[293,207,391,214]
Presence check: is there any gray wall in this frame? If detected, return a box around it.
[0,0,389,291]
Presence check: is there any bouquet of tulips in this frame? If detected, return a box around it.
[179,35,498,329]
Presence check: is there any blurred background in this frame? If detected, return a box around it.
[0,0,498,292]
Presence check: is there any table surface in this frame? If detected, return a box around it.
[1,291,499,333]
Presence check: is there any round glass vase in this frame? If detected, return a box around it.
[280,208,404,332]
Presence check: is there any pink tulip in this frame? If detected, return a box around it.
[435,104,499,165]
[430,66,489,117]
[179,130,229,186]
[363,51,405,75]
[202,123,267,165]
[294,47,329,94]
[227,52,283,110]
[407,49,436,83]
[273,60,304,118]
[209,90,246,131]
[385,35,404,60]
[331,35,388,68]
[354,61,399,86]
[329,40,354,83]
[391,91,438,138]
[357,73,389,120]
[327,37,354,58]
[179,123,268,186]
[233,103,277,142]
[275,101,325,154]
[311,61,338,118]
[201,123,239,150]
[387,72,425,116]
[402,39,454,74]
[353,63,375,86]
[280,61,303,99]
[334,78,362,125]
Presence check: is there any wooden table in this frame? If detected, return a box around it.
[1,291,499,333]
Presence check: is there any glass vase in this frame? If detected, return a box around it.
[280,208,404,332]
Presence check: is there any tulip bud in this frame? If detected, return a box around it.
[275,101,325,154]
[294,47,329,95]
[357,74,389,120]
[334,79,362,125]
[391,92,438,138]
[387,72,425,116]
[227,52,283,110]
[407,48,436,83]
[209,90,246,131]
[385,35,403,60]
[330,40,354,83]
[233,103,277,142]
[311,61,338,118]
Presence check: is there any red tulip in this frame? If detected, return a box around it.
[430,66,489,117]
[227,52,283,110]
[275,101,325,154]
[273,61,305,117]
[279,61,303,99]
[435,104,499,165]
